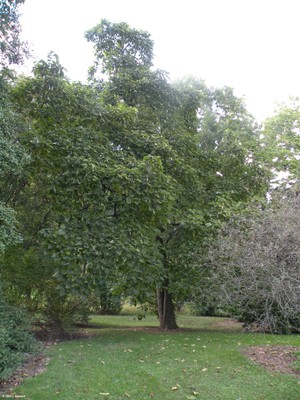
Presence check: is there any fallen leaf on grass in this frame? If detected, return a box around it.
[234,368,243,373]
[201,368,208,372]
[171,384,181,390]
[99,393,110,396]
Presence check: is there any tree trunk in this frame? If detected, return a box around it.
[157,287,178,329]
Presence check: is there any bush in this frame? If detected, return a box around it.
[0,298,40,382]
[35,284,91,339]
[206,195,300,333]
[0,248,90,339]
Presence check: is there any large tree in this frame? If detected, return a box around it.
[84,20,269,328]
[11,22,269,329]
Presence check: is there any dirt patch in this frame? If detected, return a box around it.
[0,351,49,395]
[0,329,96,395]
[243,345,300,378]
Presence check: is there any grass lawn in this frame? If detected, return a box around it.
[9,312,300,400]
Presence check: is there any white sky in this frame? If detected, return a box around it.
[19,0,300,122]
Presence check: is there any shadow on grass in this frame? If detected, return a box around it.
[74,316,244,335]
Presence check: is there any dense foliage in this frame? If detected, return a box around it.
[11,49,267,331]
[0,1,40,383]
[0,71,29,253]
[0,18,271,335]
[0,289,39,382]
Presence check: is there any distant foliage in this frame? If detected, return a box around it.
[0,0,28,66]
[262,98,300,185]
[189,286,228,317]
[88,281,122,315]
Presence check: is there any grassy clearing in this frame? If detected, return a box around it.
[10,313,300,400]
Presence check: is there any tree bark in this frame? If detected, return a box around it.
[157,286,178,329]
[156,232,178,329]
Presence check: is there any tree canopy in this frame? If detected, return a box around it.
[5,20,268,329]
[1,18,274,332]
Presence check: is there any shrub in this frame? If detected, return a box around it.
[0,297,40,382]
[35,284,90,339]
[206,195,300,333]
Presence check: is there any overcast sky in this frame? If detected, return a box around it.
[19,0,300,122]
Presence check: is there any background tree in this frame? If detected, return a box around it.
[0,0,28,66]
[0,0,29,251]
[0,0,29,252]
[262,98,300,188]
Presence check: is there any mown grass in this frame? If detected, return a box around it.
[11,311,300,400]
